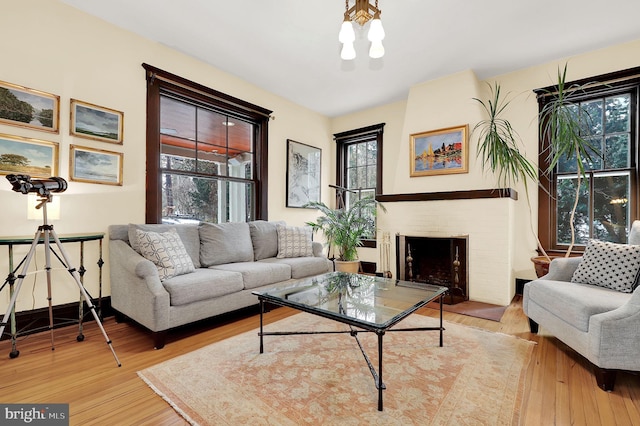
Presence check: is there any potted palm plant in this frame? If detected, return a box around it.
[538,64,600,260]
[305,196,385,273]
[473,82,552,275]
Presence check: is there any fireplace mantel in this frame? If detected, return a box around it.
[376,188,517,203]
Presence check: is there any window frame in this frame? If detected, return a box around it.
[334,123,385,248]
[143,64,271,223]
[536,67,640,254]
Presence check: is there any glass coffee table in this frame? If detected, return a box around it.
[253,272,448,411]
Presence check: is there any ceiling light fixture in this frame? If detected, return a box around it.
[339,0,385,60]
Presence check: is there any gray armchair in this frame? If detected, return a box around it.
[523,221,640,391]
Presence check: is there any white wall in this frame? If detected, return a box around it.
[0,0,333,312]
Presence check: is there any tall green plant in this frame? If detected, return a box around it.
[473,82,549,261]
[305,196,385,261]
[539,64,600,256]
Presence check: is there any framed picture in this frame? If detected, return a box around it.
[286,139,321,208]
[0,133,59,177]
[69,145,123,186]
[410,124,469,177]
[0,80,60,133]
[70,99,123,144]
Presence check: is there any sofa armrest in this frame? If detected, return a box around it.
[544,256,582,281]
[588,288,640,370]
[109,239,170,331]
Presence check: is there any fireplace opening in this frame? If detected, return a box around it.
[396,235,469,304]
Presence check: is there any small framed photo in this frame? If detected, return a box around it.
[0,80,60,133]
[0,133,59,177]
[70,99,123,144]
[286,139,321,208]
[410,124,469,177]
[70,145,123,186]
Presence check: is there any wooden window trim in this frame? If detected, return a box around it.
[142,64,271,223]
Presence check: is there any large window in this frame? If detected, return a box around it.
[143,64,271,224]
[537,68,639,251]
[335,123,384,245]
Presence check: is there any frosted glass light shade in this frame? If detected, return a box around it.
[369,40,385,58]
[338,20,355,43]
[341,42,356,60]
[368,18,385,41]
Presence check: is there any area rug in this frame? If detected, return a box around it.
[138,313,534,425]
[425,300,508,322]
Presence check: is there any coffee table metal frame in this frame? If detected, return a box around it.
[253,272,448,411]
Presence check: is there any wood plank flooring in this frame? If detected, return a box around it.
[1,296,639,425]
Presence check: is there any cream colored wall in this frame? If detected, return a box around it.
[0,0,333,312]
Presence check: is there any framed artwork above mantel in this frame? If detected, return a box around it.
[410,124,468,177]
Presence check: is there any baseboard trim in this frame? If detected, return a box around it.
[0,297,113,341]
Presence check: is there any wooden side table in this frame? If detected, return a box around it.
[0,233,104,357]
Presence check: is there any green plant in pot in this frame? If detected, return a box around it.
[539,64,601,260]
[305,196,386,273]
[472,82,552,275]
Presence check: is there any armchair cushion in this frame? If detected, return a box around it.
[571,239,640,293]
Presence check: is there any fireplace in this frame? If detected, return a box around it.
[396,234,468,304]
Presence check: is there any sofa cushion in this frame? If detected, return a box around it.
[526,279,631,332]
[199,222,254,267]
[211,262,291,290]
[276,224,313,258]
[571,239,640,293]
[259,256,332,279]
[128,223,201,268]
[161,269,244,306]
[249,220,285,260]
[136,228,195,281]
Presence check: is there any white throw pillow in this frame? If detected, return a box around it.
[136,228,195,281]
[276,224,313,258]
[571,239,640,293]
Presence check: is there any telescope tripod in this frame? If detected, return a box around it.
[0,195,120,367]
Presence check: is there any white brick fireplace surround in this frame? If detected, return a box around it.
[376,189,517,306]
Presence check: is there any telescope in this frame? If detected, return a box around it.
[6,174,67,196]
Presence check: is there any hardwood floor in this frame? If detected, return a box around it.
[1,296,639,425]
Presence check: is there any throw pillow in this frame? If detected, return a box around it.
[570,239,640,293]
[136,228,195,281]
[249,220,286,260]
[276,224,313,258]
[199,222,254,267]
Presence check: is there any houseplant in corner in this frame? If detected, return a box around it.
[538,64,601,262]
[472,82,552,275]
[305,195,385,273]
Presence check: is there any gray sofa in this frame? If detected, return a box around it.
[523,221,640,391]
[108,221,332,348]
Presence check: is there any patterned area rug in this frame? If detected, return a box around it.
[138,313,534,425]
[425,300,508,322]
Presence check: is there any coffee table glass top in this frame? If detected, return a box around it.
[253,272,447,330]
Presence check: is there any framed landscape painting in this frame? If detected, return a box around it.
[0,80,60,133]
[410,124,469,177]
[69,145,123,186]
[70,99,123,144]
[286,139,321,208]
[0,133,58,177]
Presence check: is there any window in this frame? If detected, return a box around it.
[143,64,271,224]
[335,123,384,245]
[537,68,639,251]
